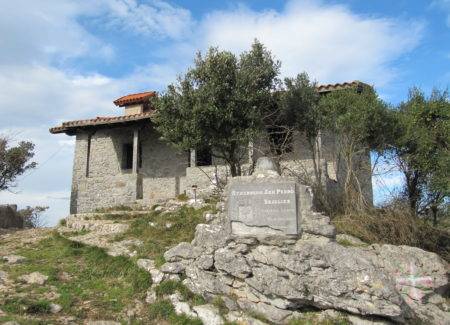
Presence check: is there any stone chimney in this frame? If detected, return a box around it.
[113,91,156,115]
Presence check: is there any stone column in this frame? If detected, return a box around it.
[190,149,196,167]
[85,134,92,177]
[248,141,254,165]
[132,129,139,174]
[315,131,322,163]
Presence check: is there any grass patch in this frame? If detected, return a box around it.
[0,315,56,325]
[2,232,151,320]
[288,318,350,325]
[248,311,271,324]
[212,296,227,316]
[155,280,205,305]
[0,204,212,323]
[63,230,91,237]
[336,239,366,247]
[124,205,209,262]
[97,212,141,220]
[2,297,51,314]
[148,299,203,325]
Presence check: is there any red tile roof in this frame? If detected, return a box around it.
[113,91,156,106]
[316,80,371,92]
[50,81,371,135]
[49,111,156,134]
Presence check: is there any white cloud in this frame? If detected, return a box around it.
[0,0,114,66]
[0,0,193,68]
[0,65,118,128]
[74,0,193,40]
[197,0,424,86]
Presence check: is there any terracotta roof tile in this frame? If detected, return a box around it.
[113,91,156,106]
[316,80,371,91]
[50,81,371,135]
[49,111,156,134]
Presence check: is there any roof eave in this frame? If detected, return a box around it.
[49,112,155,135]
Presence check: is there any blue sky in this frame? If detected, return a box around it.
[0,0,449,225]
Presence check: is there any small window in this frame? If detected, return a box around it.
[197,147,212,166]
[122,143,142,170]
[268,127,293,156]
[122,143,133,169]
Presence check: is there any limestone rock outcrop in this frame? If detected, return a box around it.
[161,173,449,325]
[164,226,449,324]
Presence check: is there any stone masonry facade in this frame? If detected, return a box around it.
[50,84,374,214]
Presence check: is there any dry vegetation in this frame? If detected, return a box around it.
[332,208,450,261]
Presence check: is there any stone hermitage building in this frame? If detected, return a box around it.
[50,81,373,214]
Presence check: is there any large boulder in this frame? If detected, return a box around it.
[166,221,449,324]
[0,204,23,229]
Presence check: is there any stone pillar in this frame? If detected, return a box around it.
[132,129,139,174]
[190,149,196,167]
[85,134,91,177]
[248,141,254,165]
[316,131,322,162]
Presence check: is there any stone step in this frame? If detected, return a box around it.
[70,211,151,220]
[65,216,129,233]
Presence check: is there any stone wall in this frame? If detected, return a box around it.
[71,124,189,212]
[0,204,24,229]
[143,177,179,200]
[69,123,372,213]
[70,132,89,213]
[139,127,187,179]
[74,174,140,213]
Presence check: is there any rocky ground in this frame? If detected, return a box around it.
[0,198,449,325]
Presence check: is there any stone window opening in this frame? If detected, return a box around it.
[268,127,293,156]
[196,147,212,166]
[188,147,212,167]
[122,142,142,170]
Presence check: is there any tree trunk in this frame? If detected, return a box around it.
[431,204,438,226]
[405,170,420,216]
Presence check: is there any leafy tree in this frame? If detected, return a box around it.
[275,73,326,206]
[277,73,322,141]
[318,87,394,213]
[0,136,37,191]
[154,40,280,176]
[393,88,450,223]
